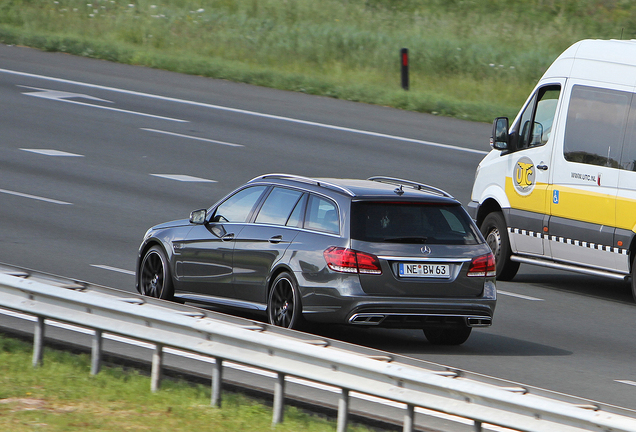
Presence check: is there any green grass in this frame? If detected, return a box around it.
[0,334,371,432]
[1,0,635,122]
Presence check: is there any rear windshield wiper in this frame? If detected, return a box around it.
[383,236,429,244]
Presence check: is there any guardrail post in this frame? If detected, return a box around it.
[91,329,103,375]
[151,343,163,392]
[32,316,45,367]
[474,420,482,431]
[211,358,223,407]
[403,403,415,432]
[337,388,349,432]
[272,372,285,425]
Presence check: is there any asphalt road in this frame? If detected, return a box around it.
[1,44,635,415]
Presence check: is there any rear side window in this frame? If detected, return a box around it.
[304,195,339,234]
[350,201,479,245]
[255,187,303,226]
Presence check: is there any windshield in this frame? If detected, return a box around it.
[351,201,480,245]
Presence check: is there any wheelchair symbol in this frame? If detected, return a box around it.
[553,190,560,204]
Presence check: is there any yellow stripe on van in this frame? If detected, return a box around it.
[506,179,622,229]
[616,195,636,233]
[505,178,550,214]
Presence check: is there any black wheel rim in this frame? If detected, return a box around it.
[140,251,164,298]
[270,277,294,328]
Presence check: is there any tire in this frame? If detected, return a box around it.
[267,272,302,329]
[631,259,636,303]
[139,245,174,300]
[423,326,472,346]
[480,212,520,281]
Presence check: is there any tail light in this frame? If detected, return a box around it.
[467,253,496,277]
[324,247,382,275]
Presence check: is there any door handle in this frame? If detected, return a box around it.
[221,233,235,241]
[537,164,548,171]
[269,235,283,244]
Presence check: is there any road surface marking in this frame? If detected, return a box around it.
[151,174,217,183]
[90,265,135,276]
[616,380,636,387]
[498,290,544,301]
[142,128,244,147]
[2,68,487,155]
[0,188,72,205]
[20,85,188,123]
[21,149,84,157]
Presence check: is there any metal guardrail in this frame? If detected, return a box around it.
[1,269,636,432]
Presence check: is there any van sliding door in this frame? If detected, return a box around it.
[548,84,628,272]
[615,97,636,274]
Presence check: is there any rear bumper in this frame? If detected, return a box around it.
[301,279,496,329]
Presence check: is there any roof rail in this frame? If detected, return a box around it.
[367,176,454,199]
[249,174,355,197]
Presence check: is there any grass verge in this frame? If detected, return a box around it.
[3,0,636,122]
[0,333,372,432]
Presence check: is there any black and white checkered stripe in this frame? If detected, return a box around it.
[508,227,628,255]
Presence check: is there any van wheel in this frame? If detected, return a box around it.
[631,262,636,303]
[481,212,519,281]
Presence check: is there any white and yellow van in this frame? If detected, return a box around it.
[468,39,636,300]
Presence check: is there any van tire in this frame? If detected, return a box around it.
[631,262,636,303]
[480,212,519,281]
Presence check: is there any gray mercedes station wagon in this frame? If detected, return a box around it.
[136,174,496,345]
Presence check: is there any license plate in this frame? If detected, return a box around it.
[398,263,451,278]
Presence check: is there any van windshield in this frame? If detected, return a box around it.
[350,201,480,245]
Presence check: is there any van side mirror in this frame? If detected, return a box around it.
[491,117,510,150]
[189,209,207,225]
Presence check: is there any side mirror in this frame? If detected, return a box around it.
[491,117,510,150]
[189,209,207,225]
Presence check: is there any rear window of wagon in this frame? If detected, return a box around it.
[350,201,480,245]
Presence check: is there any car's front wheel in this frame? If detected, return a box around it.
[423,326,472,345]
[267,272,302,329]
[139,245,174,300]
[480,212,519,281]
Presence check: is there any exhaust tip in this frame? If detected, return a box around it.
[467,317,492,327]
[349,314,386,325]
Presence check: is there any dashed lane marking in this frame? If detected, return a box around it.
[90,265,135,276]
[151,174,217,183]
[21,149,84,157]
[0,188,72,205]
[142,128,244,147]
[497,290,544,301]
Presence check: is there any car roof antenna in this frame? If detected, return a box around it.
[394,185,405,196]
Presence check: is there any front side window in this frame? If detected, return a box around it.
[350,201,479,245]
[511,85,561,151]
[212,186,267,223]
[564,85,630,167]
[255,187,304,226]
[304,195,339,234]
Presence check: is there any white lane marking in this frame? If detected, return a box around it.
[141,128,244,147]
[0,188,72,205]
[498,290,544,301]
[19,86,113,103]
[20,85,188,123]
[21,149,84,157]
[90,265,135,276]
[0,307,512,431]
[616,380,636,387]
[2,68,487,155]
[151,174,217,183]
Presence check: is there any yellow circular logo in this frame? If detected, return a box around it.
[513,157,535,195]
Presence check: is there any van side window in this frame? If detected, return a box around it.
[510,85,560,151]
[619,96,636,171]
[563,85,630,168]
